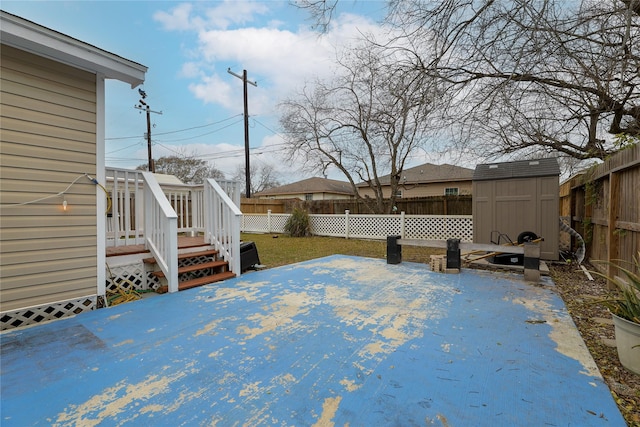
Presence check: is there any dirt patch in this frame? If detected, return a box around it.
[549,262,640,426]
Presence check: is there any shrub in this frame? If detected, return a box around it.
[284,208,312,237]
[593,252,640,324]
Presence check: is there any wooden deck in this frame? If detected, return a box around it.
[0,256,626,426]
[106,236,208,257]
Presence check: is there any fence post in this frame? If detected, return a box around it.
[345,210,350,239]
[267,209,272,233]
[607,171,620,283]
[400,211,406,239]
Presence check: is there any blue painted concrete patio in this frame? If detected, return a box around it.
[0,256,626,426]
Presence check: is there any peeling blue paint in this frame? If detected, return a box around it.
[0,256,626,426]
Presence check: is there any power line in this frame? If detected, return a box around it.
[252,117,282,136]
[105,114,243,141]
[153,142,186,156]
[106,141,143,155]
[152,114,243,137]
[154,118,244,143]
[105,157,146,163]
[106,121,293,164]
[106,142,282,163]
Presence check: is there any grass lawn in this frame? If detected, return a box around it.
[241,232,445,269]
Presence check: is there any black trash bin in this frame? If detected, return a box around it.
[387,235,402,264]
[240,241,260,272]
[446,238,461,269]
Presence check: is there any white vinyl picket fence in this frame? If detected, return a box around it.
[241,210,473,242]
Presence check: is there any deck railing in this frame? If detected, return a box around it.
[141,172,179,292]
[105,167,243,285]
[106,168,145,246]
[204,178,242,275]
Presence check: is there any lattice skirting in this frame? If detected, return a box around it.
[1,254,220,331]
[177,255,218,282]
[105,255,217,293]
[1,296,96,331]
[106,261,160,293]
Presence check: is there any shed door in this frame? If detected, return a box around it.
[473,177,558,260]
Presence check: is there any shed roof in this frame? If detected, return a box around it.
[255,177,354,197]
[473,158,560,181]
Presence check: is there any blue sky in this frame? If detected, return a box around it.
[1,1,425,182]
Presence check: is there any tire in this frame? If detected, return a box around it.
[517,231,538,244]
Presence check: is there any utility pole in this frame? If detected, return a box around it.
[228,68,257,198]
[135,89,162,173]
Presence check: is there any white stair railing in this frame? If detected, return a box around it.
[204,178,242,275]
[106,167,241,288]
[142,172,178,293]
[105,167,145,246]
[216,179,242,207]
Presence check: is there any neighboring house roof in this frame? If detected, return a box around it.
[473,158,560,181]
[356,163,474,187]
[256,177,355,197]
[0,10,147,87]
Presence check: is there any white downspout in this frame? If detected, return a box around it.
[96,75,106,302]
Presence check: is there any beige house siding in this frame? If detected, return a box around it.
[358,180,473,199]
[0,45,98,311]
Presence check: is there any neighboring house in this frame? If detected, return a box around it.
[0,11,147,326]
[254,177,356,201]
[356,163,474,198]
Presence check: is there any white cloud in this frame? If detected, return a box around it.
[179,62,201,78]
[203,1,269,30]
[153,3,199,31]
[155,3,387,115]
[154,1,270,32]
[188,74,235,110]
[148,2,392,182]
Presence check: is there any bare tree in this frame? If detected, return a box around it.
[290,0,339,32]
[279,43,439,213]
[384,0,640,161]
[296,0,640,162]
[137,155,225,184]
[233,163,282,196]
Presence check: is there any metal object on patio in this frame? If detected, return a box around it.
[240,241,261,272]
[386,235,402,264]
[489,231,538,266]
[446,238,461,270]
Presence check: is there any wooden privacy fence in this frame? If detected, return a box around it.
[241,195,472,215]
[240,198,288,214]
[560,143,639,278]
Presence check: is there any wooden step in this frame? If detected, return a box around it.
[152,260,228,278]
[178,271,236,291]
[143,249,218,264]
